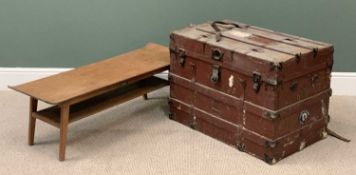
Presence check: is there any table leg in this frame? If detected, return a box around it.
[28,97,38,145]
[59,104,70,161]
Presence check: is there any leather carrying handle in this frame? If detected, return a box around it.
[211,21,242,42]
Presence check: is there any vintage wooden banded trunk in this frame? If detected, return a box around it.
[168,20,334,164]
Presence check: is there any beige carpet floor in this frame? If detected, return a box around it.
[0,87,355,175]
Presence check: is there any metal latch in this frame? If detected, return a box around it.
[210,65,221,84]
[212,48,224,61]
[252,72,262,93]
[178,48,186,66]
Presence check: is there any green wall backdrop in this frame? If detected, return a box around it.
[0,0,355,71]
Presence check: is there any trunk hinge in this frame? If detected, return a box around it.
[252,72,262,93]
[178,48,186,66]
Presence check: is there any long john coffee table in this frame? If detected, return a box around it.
[9,43,170,161]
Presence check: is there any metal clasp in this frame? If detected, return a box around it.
[211,65,221,84]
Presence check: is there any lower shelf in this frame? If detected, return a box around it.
[32,77,168,128]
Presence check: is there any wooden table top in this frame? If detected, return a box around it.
[9,43,170,105]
